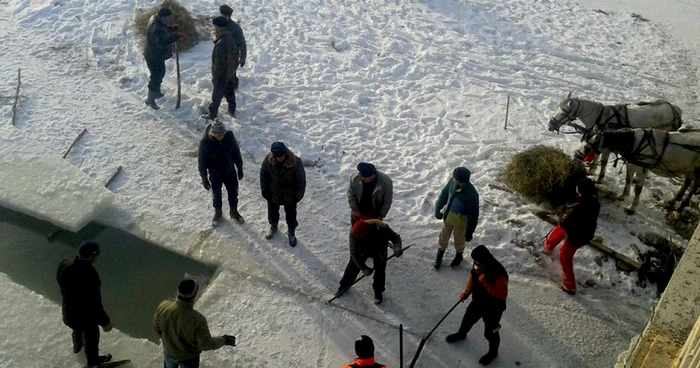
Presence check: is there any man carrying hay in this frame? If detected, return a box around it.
[434,167,480,269]
[543,178,600,295]
[143,8,184,110]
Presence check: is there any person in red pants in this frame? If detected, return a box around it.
[544,178,600,295]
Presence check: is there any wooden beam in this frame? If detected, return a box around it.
[62,128,87,159]
[11,68,21,126]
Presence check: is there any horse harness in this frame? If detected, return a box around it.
[624,129,670,170]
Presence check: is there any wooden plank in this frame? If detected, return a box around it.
[104,165,123,189]
[62,128,87,159]
[11,68,21,126]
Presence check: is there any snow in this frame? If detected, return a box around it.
[1,0,699,366]
[0,134,116,232]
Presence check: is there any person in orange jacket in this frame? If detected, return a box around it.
[445,245,508,366]
[342,335,386,368]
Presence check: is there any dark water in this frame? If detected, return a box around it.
[0,206,218,343]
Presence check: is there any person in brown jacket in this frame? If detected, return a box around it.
[154,279,236,368]
[207,16,239,120]
[347,162,393,225]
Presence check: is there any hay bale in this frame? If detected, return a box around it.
[133,0,209,51]
[500,145,587,208]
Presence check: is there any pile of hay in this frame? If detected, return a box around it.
[133,0,209,51]
[500,145,587,208]
[665,209,700,240]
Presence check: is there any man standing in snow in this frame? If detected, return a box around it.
[446,245,507,366]
[342,335,387,368]
[154,279,236,368]
[543,178,600,295]
[198,120,244,227]
[219,5,247,90]
[207,16,239,119]
[143,7,184,110]
[56,241,114,366]
[347,162,393,225]
[433,167,479,269]
[260,141,306,246]
[337,219,403,305]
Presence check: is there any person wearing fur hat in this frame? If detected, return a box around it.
[56,241,114,366]
[218,5,247,90]
[342,335,387,368]
[154,279,236,368]
[143,7,184,110]
[433,167,480,269]
[336,219,403,305]
[260,141,306,246]
[446,245,508,366]
[544,178,600,295]
[206,15,239,119]
[198,120,244,227]
[347,162,393,225]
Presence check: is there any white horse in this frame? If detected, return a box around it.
[547,93,683,183]
[594,128,700,214]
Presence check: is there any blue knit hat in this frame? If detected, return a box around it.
[78,241,100,260]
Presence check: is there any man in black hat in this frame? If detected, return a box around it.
[56,241,114,366]
[347,162,393,225]
[260,141,306,246]
[446,245,508,366]
[342,335,387,368]
[207,16,239,119]
[143,7,185,110]
[433,167,479,269]
[198,120,244,227]
[218,5,247,90]
[154,279,236,368]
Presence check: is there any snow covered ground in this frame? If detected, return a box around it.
[1,0,699,366]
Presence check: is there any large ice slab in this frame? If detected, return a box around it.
[0,138,115,232]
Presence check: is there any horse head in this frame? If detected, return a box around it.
[600,128,638,154]
[548,95,578,132]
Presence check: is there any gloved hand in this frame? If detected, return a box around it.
[239,59,245,67]
[465,233,473,242]
[393,245,403,258]
[170,24,181,31]
[224,335,236,346]
[361,267,374,277]
[459,291,469,302]
[176,32,185,40]
[435,209,443,220]
[102,322,114,332]
[202,179,211,191]
[237,169,244,180]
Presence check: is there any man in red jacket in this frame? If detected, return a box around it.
[544,178,600,295]
[446,245,507,366]
[341,335,386,368]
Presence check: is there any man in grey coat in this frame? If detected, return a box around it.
[347,162,393,225]
[207,16,239,119]
[219,5,247,90]
[143,8,184,110]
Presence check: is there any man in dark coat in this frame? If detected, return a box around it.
[434,167,479,269]
[260,141,306,246]
[347,162,393,225]
[56,241,113,366]
[446,245,508,366]
[198,120,244,227]
[336,219,403,305]
[219,5,247,90]
[143,8,184,110]
[544,178,600,294]
[207,16,239,119]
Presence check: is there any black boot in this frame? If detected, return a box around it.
[227,104,236,118]
[145,91,160,110]
[230,208,244,224]
[433,249,445,270]
[450,252,463,267]
[154,89,165,99]
[212,208,223,227]
[71,331,83,354]
[373,291,383,305]
[445,332,466,343]
[87,354,112,367]
[265,225,278,239]
[288,228,297,247]
[479,351,498,365]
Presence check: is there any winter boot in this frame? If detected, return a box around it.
[212,208,223,227]
[479,351,498,366]
[450,252,463,267]
[373,292,383,305]
[227,104,236,118]
[145,91,160,110]
[433,249,445,270]
[288,229,297,247]
[87,354,112,367]
[445,332,467,343]
[154,89,165,99]
[230,208,245,224]
[71,331,83,353]
[265,225,278,239]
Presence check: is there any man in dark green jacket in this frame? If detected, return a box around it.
[219,5,247,90]
[433,167,479,269]
[143,8,183,110]
[347,162,393,225]
[260,142,306,247]
[207,16,239,119]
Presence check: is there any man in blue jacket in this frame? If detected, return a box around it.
[143,8,184,109]
[219,5,247,90]
[433,167,480,269]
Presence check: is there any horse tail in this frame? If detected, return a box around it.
[670,103,683,131]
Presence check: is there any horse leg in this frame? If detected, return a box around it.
[596,150,610,184]
[667,174,692,210]
[678,170,700,212]
[625,168,646,215]
[621,164,634,198]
